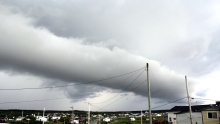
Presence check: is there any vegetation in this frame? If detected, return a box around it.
[10,121,42,124]
[59,116,71,124]
[0,109,168,124]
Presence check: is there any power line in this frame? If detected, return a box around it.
[191,97,220,101]
[152,97,187,109]
[90,103,106,111]
[0,67,145,109]
[90,69,145,104]
[149,66,158,95]
[99,80,147,110]
[0,67,145,91]
[127,79,147,94]
[0,96,69,105]
[148,67,188,110]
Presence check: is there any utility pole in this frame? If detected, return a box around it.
[22,111,23,122]
[42,108,45,124]
[146,63,152,124]
[70,106,74,123]
[88,103,91,124]
[141,109,142,124]
[185,76,193,124]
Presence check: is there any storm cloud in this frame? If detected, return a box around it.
[0,0,220,110]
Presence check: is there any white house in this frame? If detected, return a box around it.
[168,105,215,124]
[36,116,48,122]
[71,117,79,124]
[103,117,111,122]
[130,117,135,121]
[51,116,60,120]
[176,112,203,124]
[167,112,177,124]
[15,117,25,121]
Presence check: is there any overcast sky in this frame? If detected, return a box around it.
[0,0,220,111]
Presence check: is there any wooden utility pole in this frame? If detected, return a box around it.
[141,109,143,124]
[70,106,74,123]
[42,108,45,124]
[146,63,152,124]
[88,103,90,124]
[185,76,193,124]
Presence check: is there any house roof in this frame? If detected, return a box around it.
[200,106,220,111]
[170,104,217,113]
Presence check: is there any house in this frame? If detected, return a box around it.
[201,106,219,124]
[51,116,61,120]
[103,117,111,122]
[71,117,80,124]
[168,101,220,124]
[36,116,48,122]
[168,105,212,124]
[167,111,179,123]
[130,117,135,121]
[15,117,25,121]
[0,117,7,123]
[176,112,202,124]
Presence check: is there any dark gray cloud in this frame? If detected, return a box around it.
[0,0,220,110]
[0,2,192,101]
[2,0,220,76]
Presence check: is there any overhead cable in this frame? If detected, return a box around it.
[152,97,187,109]
[0,66,145,91]
[91,69,145,104]
[99,80,146,110]
[0,97,69,105]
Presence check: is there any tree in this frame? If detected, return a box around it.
[60,116,71,124]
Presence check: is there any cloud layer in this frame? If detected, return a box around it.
[0,2,192,103]
[1,0,220,110]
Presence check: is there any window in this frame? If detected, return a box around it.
[169,117,171,121]
[208,112,217,119]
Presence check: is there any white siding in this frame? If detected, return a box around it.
[176,112,202,124]
[167,112,177,123]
